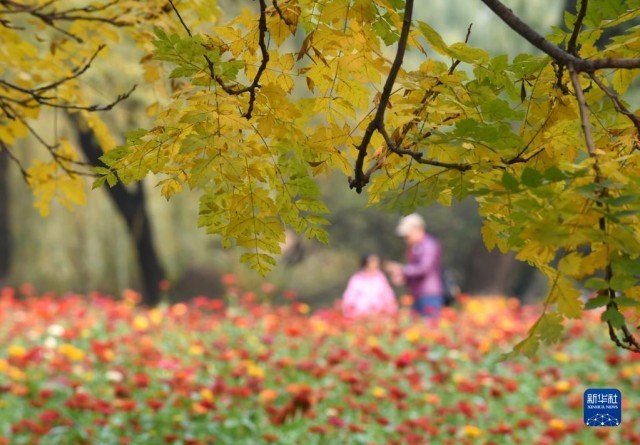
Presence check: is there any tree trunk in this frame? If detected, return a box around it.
[0,147,10,281]
[75,126,165,306]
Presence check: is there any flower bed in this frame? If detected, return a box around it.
[0,288,638,444]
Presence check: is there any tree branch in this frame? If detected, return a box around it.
[567,0,587,54]
[568,65,598,162]
[349,0,414,192]
[379,126,471,171]
[273,0,294,26]
[480,0,640,72]
[244,0,270,119]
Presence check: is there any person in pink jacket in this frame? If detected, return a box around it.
[341,253,398,318]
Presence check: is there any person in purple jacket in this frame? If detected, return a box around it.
[385,213,444,318]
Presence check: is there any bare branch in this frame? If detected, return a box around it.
[569,65,598,160]
[0,0,129,41]
[480,0,640,72]
[42,47,106,91]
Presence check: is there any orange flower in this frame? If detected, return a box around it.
[400,294,414,307]
[259,389,278,404]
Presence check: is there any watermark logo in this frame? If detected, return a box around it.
[584,388,621,427]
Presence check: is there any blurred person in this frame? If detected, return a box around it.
[385,213,444,318]
[341,253,398,318]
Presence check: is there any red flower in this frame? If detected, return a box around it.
[395,351,414,369]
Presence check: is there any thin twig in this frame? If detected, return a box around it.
[0,140,29,180]
[589,73,640,134]
[379,126,471,171]
[167,0,191,37]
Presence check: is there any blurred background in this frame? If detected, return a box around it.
[0,0,602,306]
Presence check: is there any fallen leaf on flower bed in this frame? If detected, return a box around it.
[0,290,639,444]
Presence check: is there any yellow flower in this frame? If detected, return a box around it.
[404,328,421,343]
[188,344,204,356]
[297,303,310,315]
[7,366,26,381]
[246,362,265,379]
[58,344,85,362]
[149,308,163,325]
[451,373,464,384]
[553,352,569,363]
[554,380,571,392]
[7,345,26,359]
[133,315,149,332]
[371,386,386,398]
[366,336,379,347]
[620,366,634,379]
[549,418,566,430]
[461,425,482,437]
[200,388,214,403]
[311,319,328,335]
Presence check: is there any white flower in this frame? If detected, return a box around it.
[106,370,124,382]
[44,337,58,349]
[47,324,65,337]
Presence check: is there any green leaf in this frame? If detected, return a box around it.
[609,274,636,292]
[612,255,640,276]
[614,296,640,307]
[92,176,107,190]
[521,167,543,188]
[538,312,565,344]
[500,335,539,361]
[501,171,519,192]
[543,166,567,182]
[584,294,610,310]
[601,306,625,329]
[584,277,609,290]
